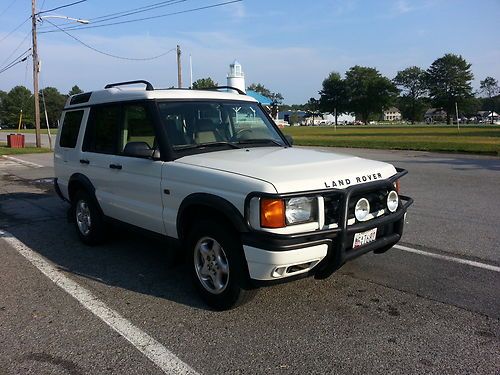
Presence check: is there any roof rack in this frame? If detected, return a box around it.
[199,86,246,95]
[105,80,154,91]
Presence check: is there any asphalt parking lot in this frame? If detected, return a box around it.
[0,149,499,374]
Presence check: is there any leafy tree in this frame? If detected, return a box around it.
[247,83,284,105]
[40,87,66,127]
[68,85,84,96]
[0,90,6,125]
[319,72,348,126]
[479,76,499,124]
[393,66,427,123]
[344,66,398,124]
[426,53,474,124]
[192,77,217,89]
[0,86,33,128]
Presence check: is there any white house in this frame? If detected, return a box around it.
[383,107,402,121]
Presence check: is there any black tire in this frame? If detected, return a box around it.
[187,220,257,310]
[72,190,107,245]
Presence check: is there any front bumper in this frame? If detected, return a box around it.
[242,169,413,284]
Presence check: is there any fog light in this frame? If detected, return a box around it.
[387,190,399,212]
[354,198,370,221]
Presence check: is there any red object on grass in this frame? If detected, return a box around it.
[7,134,25,148]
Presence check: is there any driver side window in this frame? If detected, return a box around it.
[119,104,156,155]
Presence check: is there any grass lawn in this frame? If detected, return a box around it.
[282,125,500,155]
[0,143,52,155]
[0,129,57,134]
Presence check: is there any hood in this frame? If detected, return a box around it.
[176,147,397,193]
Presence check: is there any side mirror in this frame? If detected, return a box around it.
[285,135,294,145]
[123,141,156,158]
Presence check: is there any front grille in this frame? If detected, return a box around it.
[323,193,342,225]
[322,188,392,226]
[348,188,390,221]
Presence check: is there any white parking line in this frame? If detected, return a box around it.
[394,244,500,273]
[1,155,44,168]
[0,229,200,375]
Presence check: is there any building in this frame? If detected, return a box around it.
[227,60,245,93]
[424,108,447,123]
[383,107,402,122]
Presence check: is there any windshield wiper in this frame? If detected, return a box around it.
[174,141,241,151]
[236,139,285,147]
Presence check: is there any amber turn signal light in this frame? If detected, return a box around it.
[260,198,285,228]
[393,179,401,194]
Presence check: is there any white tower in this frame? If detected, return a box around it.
[227,60,246,93]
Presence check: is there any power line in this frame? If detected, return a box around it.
[0,53,31,75]
[0,47,31,72]
[89,0,185,22]
[39,0,242,34]
[37,0,187,32]
[0,0,17,19]
[0,30,31,68]
[0,16,30,44]
[36,0,87,16]
[44,19,176,61]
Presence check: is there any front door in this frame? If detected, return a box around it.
[109,103,165,234]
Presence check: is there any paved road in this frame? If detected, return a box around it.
[0,149,498,374]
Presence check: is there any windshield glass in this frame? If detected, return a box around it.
[157,101,286,151]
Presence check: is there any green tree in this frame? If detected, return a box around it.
[319,72,348,126]
[192,77,218,89]
[344,66,398,124]
[247,83,284,105]
[479,76,499,124]
[393,66,427,123]
[0,90,7,125]
[68,85,84,96]
[0,86,33,128]
[426,53,474,124]
[40,87,66,127]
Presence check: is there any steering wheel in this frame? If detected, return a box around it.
[231,128,253,141]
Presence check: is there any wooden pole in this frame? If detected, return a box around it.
[32,0,41,147]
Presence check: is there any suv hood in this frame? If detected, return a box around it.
[176,147,396,193]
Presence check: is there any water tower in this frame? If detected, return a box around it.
[227,60,246,93]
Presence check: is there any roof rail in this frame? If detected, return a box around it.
[105,80,154,91]
[198,86,246,95]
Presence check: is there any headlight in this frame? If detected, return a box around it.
[387,190,399,212]
[285,197,316,225]
[354,198,370,221]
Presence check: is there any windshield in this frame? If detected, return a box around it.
[157,101,286,151]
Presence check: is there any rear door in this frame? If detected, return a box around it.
[80,103,121,216]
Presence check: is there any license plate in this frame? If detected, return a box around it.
[352,228,377,249]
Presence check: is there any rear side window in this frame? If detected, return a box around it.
[83,105,121,154]
[59,110,84,148]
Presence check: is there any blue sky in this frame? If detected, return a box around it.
[0,0,499,103]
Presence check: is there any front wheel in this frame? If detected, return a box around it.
[188,220,256,310]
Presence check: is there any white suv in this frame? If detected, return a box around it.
[54,80,412,310]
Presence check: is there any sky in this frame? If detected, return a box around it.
[0,0,499,104]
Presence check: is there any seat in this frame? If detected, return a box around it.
[194,119,223,143]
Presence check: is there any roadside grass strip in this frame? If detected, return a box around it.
[0,229,200,375]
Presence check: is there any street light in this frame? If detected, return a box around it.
[39,15,90,24]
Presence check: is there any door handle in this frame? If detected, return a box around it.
[109,164,122,170]
[79,159,90,164]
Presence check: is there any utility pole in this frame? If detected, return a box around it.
[31,0,41,147]
[176,45,182,88]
